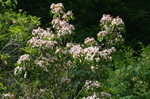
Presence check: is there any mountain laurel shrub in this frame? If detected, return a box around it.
[1,2,150,99]
[7,3,126,99]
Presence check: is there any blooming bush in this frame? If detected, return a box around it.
[68,14,124,61]
[12,3,75,98]
[1,1,150,99]
[12,2,126,98]
[64,14,125,99]
[1,2,150,99]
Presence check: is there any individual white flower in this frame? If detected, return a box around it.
[17,54,30,64]
[111,16,124,26]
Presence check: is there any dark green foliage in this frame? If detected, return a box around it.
[0,11,40,68]
[0,0,17,10]
[104,46,150,98]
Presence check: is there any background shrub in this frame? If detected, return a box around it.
[0,11,40,68]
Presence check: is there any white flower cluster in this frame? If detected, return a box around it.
[15,55,29,77]
[34,57,49,71]
[32,27,53,39]
[69,44,83,58]
[112,16,124,26]
[84,37,97,46]
[28,37,57,48]
[82,93,100,99]
[98,14,124,46]
[69,44,116,61]
[28,3,75,48]
[28,26,58,49]
[83,46,100,61]
[100,14,112,24]
[97,31,109,38]
[34,56,58,71]
[100,14,124,26]
[51,18,75,37]
[51,3,75,38]
[99,47,116,60]
[84,80,101,89]
[17,54,30,64]
[50,3,64,14]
